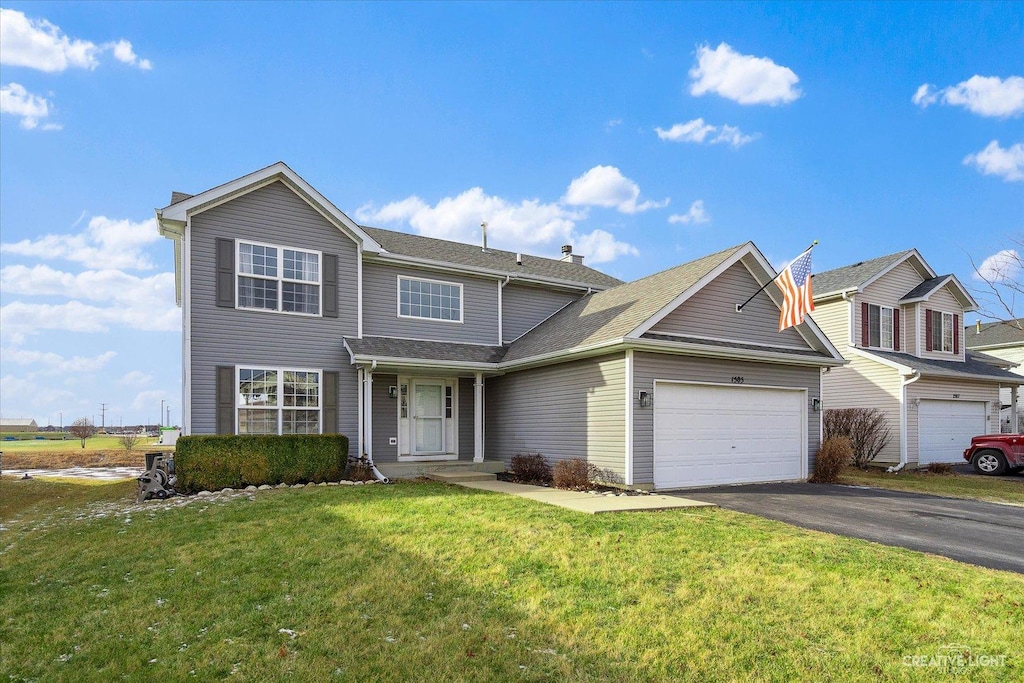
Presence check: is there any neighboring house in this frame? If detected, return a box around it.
[157,162,845,489]
[0,418,38,433]
[810,250,1022,468]
[965,319,1024,432]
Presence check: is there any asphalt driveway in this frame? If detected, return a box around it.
[676,483,1024,574]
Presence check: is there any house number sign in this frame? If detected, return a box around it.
[731,376,745,384]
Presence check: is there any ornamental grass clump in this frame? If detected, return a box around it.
[810,436,853,483]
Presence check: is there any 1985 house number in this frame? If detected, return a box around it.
[731,376,745,384]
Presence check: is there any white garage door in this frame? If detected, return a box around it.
[654,382,805,489]
[918,400,987,465]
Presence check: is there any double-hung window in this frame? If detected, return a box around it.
[930,310,954,353]
[398,276,462,322]
[867,304,894,349]
[238,241,321,315]
[237,367,321,434]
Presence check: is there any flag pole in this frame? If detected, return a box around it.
[736,240,818,312]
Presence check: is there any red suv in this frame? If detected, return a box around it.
[963,434,1024,476]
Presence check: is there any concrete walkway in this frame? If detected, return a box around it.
[452,478,715,514]
[2,467,143,481]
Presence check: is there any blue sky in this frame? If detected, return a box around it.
[1,2,1022,427]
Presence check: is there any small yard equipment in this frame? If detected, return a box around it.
[137,452,177,502]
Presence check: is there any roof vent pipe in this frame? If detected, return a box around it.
[481,221,488,252]
[516,253,523,266]
[976,320,982,333]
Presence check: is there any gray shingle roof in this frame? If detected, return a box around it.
[345,336,507,364]
[361,226,623,289]
[965,319,1024,349]
[862,349,1022,382]
[811,250,913,297]
[642,333,832,358]
[900,275,952,302]
[169,191,193,205]
[502,244,746,362]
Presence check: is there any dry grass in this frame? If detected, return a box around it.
[1,450,156,469]
[838,466,1024,505]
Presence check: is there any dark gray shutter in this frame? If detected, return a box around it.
[925,309,933,351]
[216,365,235,434]
[953,314,960,354]
[322,371,339,433]
[216,238,235,308]
[893,309,900,351]
[322,253,338,318]
[861,302,869,347]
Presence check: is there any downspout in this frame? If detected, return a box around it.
[362,360,390,483]
[889,370,921,473]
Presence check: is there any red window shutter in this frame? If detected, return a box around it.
[893,309,900,351]
[925,309,933,351]
[953,314,960,354]
[861,302,869,346]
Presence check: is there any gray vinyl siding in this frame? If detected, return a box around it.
[362,262,500,344]
[819,354,902,464]
[485,353,626,477]
[632,352,820,484]
[371,374,398,462]
[502,283,581,343]
[458,377,475,460]
[189,181,360,438]
[649,262,809,349]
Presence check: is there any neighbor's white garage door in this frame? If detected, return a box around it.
[653,382,805,489]
[918,400,987,465]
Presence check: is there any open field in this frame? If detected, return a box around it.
[1,477,1019,681]
[0,436,168,470]
[838,467,1024,506]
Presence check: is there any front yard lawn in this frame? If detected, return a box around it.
[838,466,1024,506]
[2,477,1020,681]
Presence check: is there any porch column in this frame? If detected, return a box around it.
[364,370,373,460]
[474,372,484,463]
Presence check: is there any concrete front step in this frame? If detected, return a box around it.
[376,459,505,480]
[424,471,498,483]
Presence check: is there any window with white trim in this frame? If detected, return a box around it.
[238,367,321,434]
[930,310,954,352]
[868,304,894,349]
[238,242,321,315]
[398,276,462,322]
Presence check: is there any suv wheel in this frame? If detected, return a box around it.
[972,450,1008,476]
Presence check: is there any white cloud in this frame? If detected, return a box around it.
[655,118,757,148]
[963,140,1024,182]
[120,370,154,387]
[1,216,161,270]
[0,82,60,130]
[973,249,1022,283]
[356,170,640,265]
[0,8,152,72]
[0,373,79,417]
[1,348,116,375]
[0,299,180,344]
[563,165,668,214]
[131,389,171,413]
[668,200,711,225]
[604,118,623,132]
[913,75,1024,118]
[689,42,801,106]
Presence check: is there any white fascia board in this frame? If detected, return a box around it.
[813,287,859,303]
[846,346,914,374]
[945,274,979,311]
[898,275,954,304]
[899,274,978,310]
[368,251,609,293]
[628,242,755,339]
[158,162,383,253]
[348,355,501,372]
[628,337,847,368]
[859,249,936,291]
[849,346,1020,383]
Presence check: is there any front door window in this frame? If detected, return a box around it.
[413,382,444,453]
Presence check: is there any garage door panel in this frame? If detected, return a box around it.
[919,400,986,465]
[654,383,805,488]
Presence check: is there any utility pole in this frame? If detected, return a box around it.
[160,399,165,428]
[99,404,107,431]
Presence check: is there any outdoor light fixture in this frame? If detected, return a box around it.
[638,391,653,408]
[812,398,822,412]
[388,386,397,399]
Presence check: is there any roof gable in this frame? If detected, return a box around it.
[899,274,976,310]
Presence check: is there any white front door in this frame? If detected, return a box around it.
[918,399,987,465]
[413,381,445,454]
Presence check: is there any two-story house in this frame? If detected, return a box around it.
[965,319,1024,432]
[810,250,1022,468]
[157,162,846,489]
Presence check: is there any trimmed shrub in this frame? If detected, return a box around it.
[510,453,551,485]
[926,462,954,475]
[175,434,348,492]
[552,458,595,491]
[823,408,892,468]
[810,436,853,483]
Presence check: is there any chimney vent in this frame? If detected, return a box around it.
[481,222,489,252]
[561,244,572,255]
[976,320,982,333]
[516,253,523,266]
[559,245,584,265]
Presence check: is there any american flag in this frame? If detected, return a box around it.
[776,248,815,331]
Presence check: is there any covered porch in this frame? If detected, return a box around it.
[345,336,506,477]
